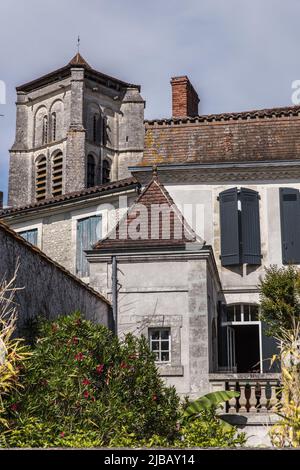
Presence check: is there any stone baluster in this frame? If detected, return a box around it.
[227,382,238,414]
[258,381,268,412]
[238,382,248,413]
[269,381,279,412]
[249,382,257,412]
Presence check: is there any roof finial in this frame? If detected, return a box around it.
[152,165,158,179]
[77,35,80,54]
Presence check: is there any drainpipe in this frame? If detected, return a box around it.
[112,256,118,335]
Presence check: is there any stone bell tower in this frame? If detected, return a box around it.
[8,53,145,208]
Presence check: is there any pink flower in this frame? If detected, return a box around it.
[96,364,104,374]
[72,337,79,345]
[60,432,65,438]
[152,395,157,401]
[10,403,18,411]
[82,378,91,386]
[83,390,89,399]
[74,352,84,361]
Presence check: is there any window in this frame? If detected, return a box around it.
[225,304,259,323]
[149,328,171,362]
[280,188,300,264]
[36,156,47,201]
[102,159,111,184]
[51,112,56,142]
[76,215,101,277]
[42,115,48,145]
[87,155,96,188]
[219,187,261,266]
[52,152,63,196]
[19,228,38,246]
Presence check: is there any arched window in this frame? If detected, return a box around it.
[102,159,111,184]
[52,152,63,196]
[36,155,47,201]
[51,112,56,142]
[87,154,96,188]
[42,115,48,145]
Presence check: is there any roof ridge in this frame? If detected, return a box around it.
[1,178,139,217]
[145,104,300,126]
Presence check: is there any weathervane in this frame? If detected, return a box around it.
[77,35,80,54]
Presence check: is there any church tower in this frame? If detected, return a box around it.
[8,53,145,208]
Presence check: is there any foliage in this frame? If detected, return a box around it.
[177,409,246,448]
[1,313,179,446]
[0,271,31,428]
[259,265,300,338]
[183,391,240,421]
[259,265,300,447]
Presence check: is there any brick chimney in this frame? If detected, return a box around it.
[170,76,200,118]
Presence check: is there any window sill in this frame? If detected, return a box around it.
[156,364,184,377]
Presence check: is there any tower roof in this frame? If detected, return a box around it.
[16,54,140,92]
[94,170,204,251]
[68,52,91,69]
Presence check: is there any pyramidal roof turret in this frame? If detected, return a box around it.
[68,52,91,69]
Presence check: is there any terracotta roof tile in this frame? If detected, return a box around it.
[94,171,204,250]
[0,178,140,217]
[142,105,300,166]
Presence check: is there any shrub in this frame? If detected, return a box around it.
[2,313,179,446]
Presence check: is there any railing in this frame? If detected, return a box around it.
[209,373,281,413]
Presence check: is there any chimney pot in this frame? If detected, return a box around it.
[170,75,200,118]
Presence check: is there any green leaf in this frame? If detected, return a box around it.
[183,390,240,420]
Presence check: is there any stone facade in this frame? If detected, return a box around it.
[8,54,145,207]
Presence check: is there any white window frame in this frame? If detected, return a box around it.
[149,327,171,363]
[223,303,263,374]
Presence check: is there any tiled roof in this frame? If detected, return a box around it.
[68,52,91,69]
[94,170,203,250]
[0,219,111,305]
[0,178,140,217]
[16,54,140,92]
[141,105,300,167]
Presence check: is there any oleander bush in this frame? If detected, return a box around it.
[0,312,246,448]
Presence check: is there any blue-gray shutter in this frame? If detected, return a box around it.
[20,228,38,246]
[219,188,240,266]
[76,215,101,277]
[280,188,300,264]
[240,188,261,265]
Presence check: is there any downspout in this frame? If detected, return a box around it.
[112,255,118,335]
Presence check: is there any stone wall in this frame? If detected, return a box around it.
[88,249,220,398]
[0,221,111,330]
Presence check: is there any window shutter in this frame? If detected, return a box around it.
[76,215,101,277]
[219,188,240,266]
[280,188,300,264]
[240,188,261,265]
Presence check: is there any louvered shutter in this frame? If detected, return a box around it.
[240,188,261,265]
[219,188,240,266]
[280,188,300,264]
[76,215,101,277]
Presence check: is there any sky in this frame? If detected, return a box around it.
[1,0,300,204]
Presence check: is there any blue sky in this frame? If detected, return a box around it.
[1,0,300,204]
